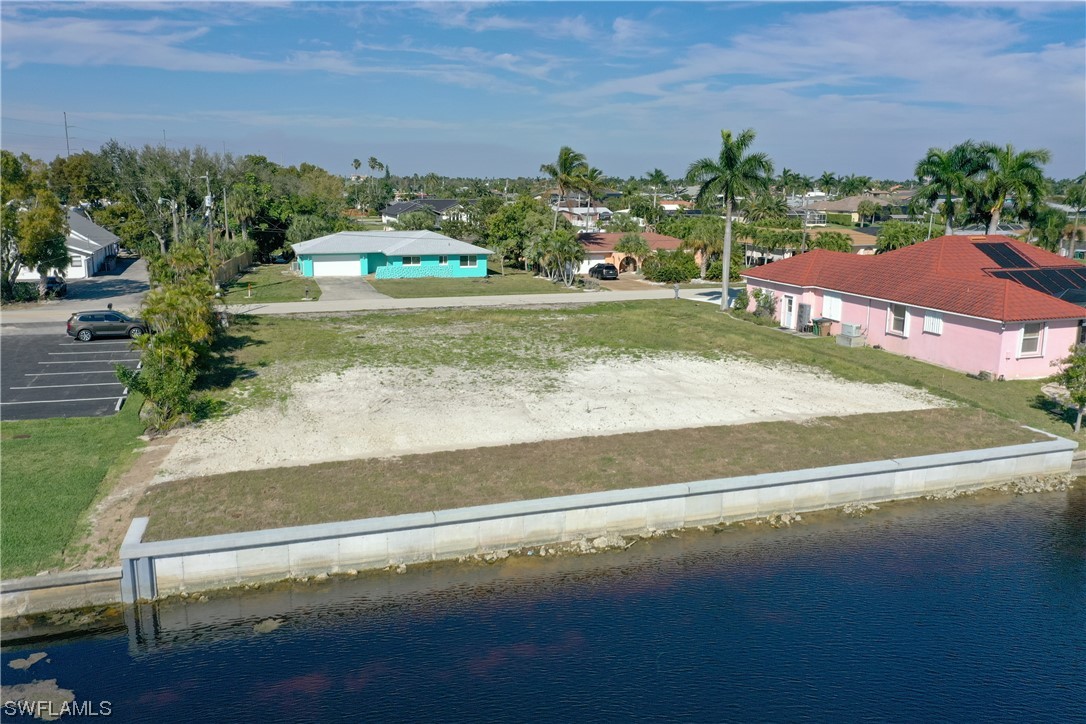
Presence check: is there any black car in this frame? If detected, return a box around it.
[589,263,619,280]
[66,310,148,342]
[44,276,67,297]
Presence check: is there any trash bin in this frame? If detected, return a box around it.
[814,318,834,336]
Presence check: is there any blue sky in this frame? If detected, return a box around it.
[2,2,1084,181]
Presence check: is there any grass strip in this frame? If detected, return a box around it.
[137,407,1042,541]
[368,264,579,298]
[222,264,322,303]
[1,394,146,578]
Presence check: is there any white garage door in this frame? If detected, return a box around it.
[312,254,360,276]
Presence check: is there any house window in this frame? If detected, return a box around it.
[438,255,448,265]
[888,304,908,336]
[822,293,842,321]
[459,255,478,267]
[1020,322,1043,356]
[402,256,421,266]
[923,311,943,335]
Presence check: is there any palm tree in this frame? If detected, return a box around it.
[777,168,801,200]
[644,168,668,206]
[856,199,879,227]
[1064,183,1086,255]
[578,166,607,231]
[614,232,651,272]
[679,218,723,278]
[818,171,837,196]
[913,141,989,236]
[352,158,361,173]
[685,129,773,308]
[540,146,588,231]
[978,143,1051,234]
[742,192,788,222]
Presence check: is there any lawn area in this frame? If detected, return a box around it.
[222,263,321,303]
[368,261,580,298]
[138,407,1042,540]
[1,394,146,578]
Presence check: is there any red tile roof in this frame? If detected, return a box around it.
[579,232,683,253]
[742,235,1086,322]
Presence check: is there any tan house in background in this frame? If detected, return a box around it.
[576,232,687,274]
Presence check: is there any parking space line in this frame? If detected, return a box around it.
[38,359,140,364]
[25,371,124,376]
[59,341,132,345]
[49,351,135,355]
[10,383,125,390]
[1,396,125,405]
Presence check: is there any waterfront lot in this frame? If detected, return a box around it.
[140,299,1071,537]
[0,329,139,421]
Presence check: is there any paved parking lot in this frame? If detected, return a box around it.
[1,327,140,420]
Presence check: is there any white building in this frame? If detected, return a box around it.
[16,208,120,281]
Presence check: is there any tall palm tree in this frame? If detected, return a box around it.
[1064,183,1086,255]
[777,168,801,200]
[913,141,989,236]
[978,143,1051,234]
[644,168,668,206]
[540,146,588,230]
[685,129,773,310]
[818,171,837,196]
[578,166,607,231]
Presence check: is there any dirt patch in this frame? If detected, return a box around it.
[156,353,946,481]
[69,437,178,569]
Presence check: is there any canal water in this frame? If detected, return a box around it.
[3,487,1084,722]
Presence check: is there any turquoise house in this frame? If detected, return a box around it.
[291,230,493,279]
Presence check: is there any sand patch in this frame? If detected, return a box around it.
[156,354,946,481]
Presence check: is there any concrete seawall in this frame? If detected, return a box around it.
[115,435,1076,603]
[0,568,122,618]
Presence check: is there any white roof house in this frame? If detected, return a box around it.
[16,208,120,281]
[292,231,492,279]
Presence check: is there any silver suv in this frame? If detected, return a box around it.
[66,310,147,342]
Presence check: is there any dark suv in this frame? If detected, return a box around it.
[589,263,619,280]
[66,310,147,342]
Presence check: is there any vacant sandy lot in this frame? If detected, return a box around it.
[155,354,947,481]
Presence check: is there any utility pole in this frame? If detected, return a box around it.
[222,188,230,244]
[199,174,214,262]
[63,112,71,158]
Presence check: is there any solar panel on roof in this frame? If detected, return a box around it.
[974,242,1034,269]
[992,267,1086,296]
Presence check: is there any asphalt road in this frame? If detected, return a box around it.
[1,325,140,421]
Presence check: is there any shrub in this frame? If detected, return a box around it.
[705,260,723,281]
[642,250,699,283]
[8,282,40,302]
[753,288,777,319]
[826,212,855,226]
[732,287,750,313]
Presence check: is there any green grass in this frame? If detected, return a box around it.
[368,262,579,298]
[222,264,322,303]
[1,394,146,578]
[137,407,1043,540]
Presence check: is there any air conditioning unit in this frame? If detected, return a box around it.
[842,323,862,337]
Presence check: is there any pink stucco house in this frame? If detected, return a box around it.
[741,234,1086,380]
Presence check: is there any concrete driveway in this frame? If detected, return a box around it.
[315,276,389,301]
[2,256,150,323]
